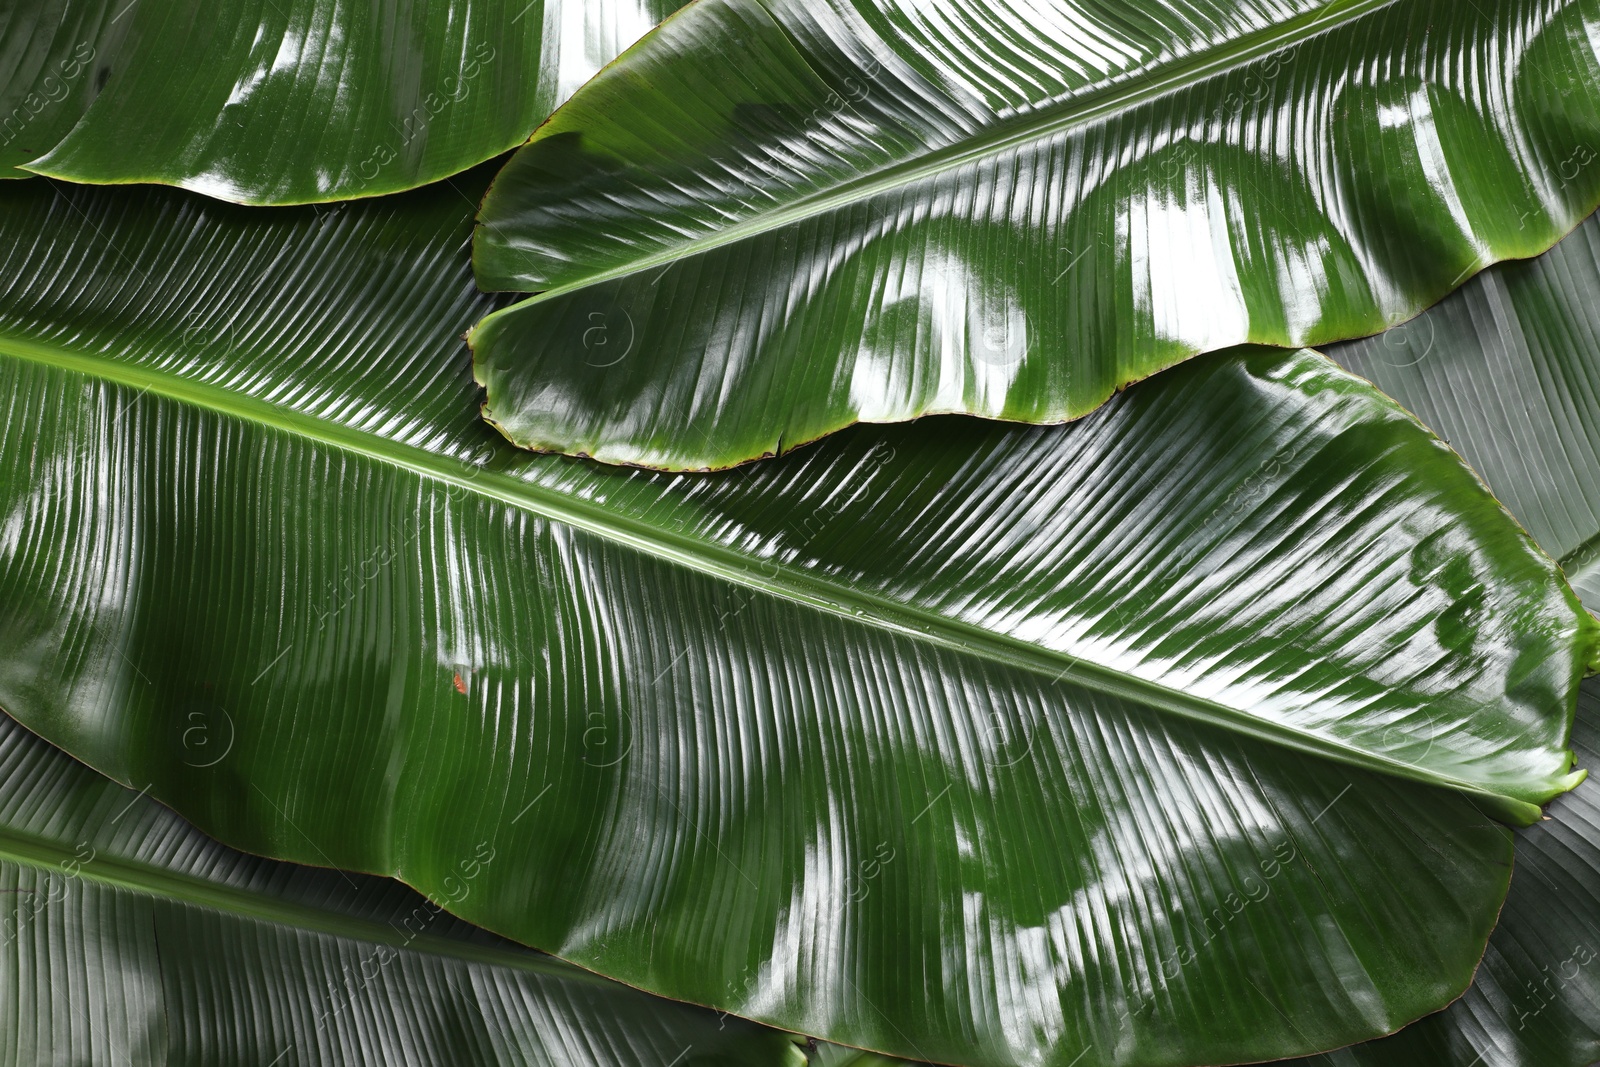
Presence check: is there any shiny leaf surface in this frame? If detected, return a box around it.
[471,0,1600,469]
[0,173,1590,1067]
[1,0,686,203]
[0,711,804,1067]
[815,681,1600,1067]
[807,671,1600,1067]
[1329,209,1600,610]
[1285,676,1600,1067]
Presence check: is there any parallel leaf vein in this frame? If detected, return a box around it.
[506,0,1403,303]
[0,334,1538,816]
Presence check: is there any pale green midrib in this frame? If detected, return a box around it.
[0,818,607,982]
[499,0,1400,305]
[0,334,1544,820]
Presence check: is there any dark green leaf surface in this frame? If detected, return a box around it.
[818,678,1600,1067]
[838,671,1600,1067]
[1,0,686,203]
[0,709,803,1067]
[0,173,1589,1067]
[1329,209,1600,611]
[471,0,1600,469]
[1285,676,1600,1067]
[0,0,133,176]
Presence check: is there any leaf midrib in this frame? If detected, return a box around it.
[502,0,1399,303]
[0,333,1540,820]
[0,811,601,980]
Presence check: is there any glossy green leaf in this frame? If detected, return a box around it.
[0,709,805,1067]
[1328,209,1600,611]
[1262,194,1600,1067]
[1142,202,1600,1067]
[470,0,1600,469]
[0,0,687,203]
[0,173,1591,1067]
[818,674,1600,1067]
[826,676,1600,1067]
[1283,676,1600,1067]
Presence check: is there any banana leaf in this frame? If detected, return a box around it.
[840,677,1600,1067]
[470,0,1600,469]
[0,709,805,1066]
[0,170,1591,1067]
[1284,676,1600,1067]
[0,0,687,203]
[1329,209,1600,611]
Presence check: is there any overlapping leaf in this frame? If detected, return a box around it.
[0,171,1590,1067]
[0,0,686,203]
[1328,209,1600,611]
[811,681,1600,1066]
[0,710,803,1067]
[470,0,1600,469]
[1286,677,1600,1067]
[1251,195,1600,1067]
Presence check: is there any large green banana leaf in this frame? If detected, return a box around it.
[1247,197,1600,1067]
[0,0,686,203]
[0,710,805,1066]
[818,682,1600,1067]
[1285,676,1600,1067]
[469,0,1600,470]
[0,171,1592,1067]
[1328,209,1600,611]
